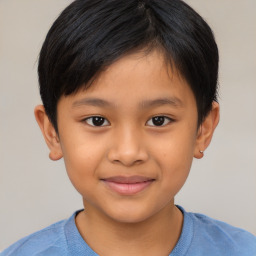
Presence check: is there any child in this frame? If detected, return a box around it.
[2,0,256,255]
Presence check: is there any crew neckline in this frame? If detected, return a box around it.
[64,205,194,256]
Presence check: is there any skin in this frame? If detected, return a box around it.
[35,49,219,256]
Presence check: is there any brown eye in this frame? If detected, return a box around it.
[152,116,165,126]
[146,116,172,127]
[84,116,109,126]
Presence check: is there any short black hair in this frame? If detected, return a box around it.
[38,0,219,131]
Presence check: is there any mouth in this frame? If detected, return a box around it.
[101,176,155,195]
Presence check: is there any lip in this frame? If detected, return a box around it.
[101,176,155,195]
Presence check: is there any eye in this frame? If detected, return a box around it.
[146,116,173,127]
[84,116,110,127]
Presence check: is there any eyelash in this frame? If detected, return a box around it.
[83,115,174,127]
[83,116,110,127]
[146,116,173,126]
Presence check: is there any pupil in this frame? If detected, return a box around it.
[93,117,105,126]
[152,116,164,126]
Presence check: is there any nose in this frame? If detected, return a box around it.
[107,126,149,167]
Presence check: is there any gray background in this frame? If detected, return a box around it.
[0,0,255,250]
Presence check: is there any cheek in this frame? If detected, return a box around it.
[60,135,106,193]
[149,128,196,191]
[150,126,196,163]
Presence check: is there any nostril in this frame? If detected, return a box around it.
[112,158,143,167]
[108,152,148,167]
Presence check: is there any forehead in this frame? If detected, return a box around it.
[59,49,196,111]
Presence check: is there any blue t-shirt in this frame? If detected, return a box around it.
[1,206,256,256]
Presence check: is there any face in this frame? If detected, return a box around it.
[55,50,200,223]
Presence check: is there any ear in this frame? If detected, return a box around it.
[194,101,220,159]
[34,105,63,161]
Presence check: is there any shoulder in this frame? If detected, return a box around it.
[187,210,256,256]
[0,215,73,256]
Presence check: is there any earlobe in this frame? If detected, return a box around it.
[34,105,63,161]
[194,101,220,159]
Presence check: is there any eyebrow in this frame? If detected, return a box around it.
[72,98,114,108]
[72,97,183,109]
[139,97,183,108]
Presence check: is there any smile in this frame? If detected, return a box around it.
[101,176,155,195]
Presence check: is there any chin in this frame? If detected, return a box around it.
[106,206,156,224]
[111,215,149,224]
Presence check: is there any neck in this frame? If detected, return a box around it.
[75,201,183,256]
